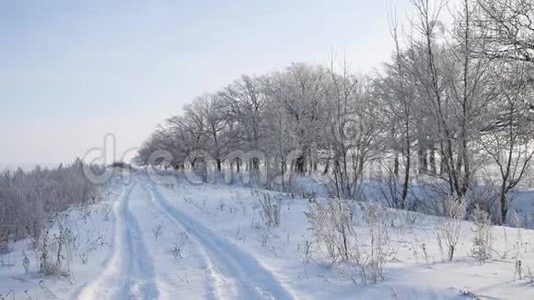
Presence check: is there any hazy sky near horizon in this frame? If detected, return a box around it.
[0,0,419,166]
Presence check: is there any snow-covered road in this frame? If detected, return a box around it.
[78,178,294,300]
[78,181,158,299]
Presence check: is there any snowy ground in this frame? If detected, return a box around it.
[1,173,534,299]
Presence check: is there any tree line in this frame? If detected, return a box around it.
[0,160,101,250]
[137,0,534,224]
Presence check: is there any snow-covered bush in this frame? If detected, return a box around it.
[435,197,465,261]
[152,224,163,241]
[258,192,282,228]
[470,207,493,263]
[34,215,74,277]
[169,232,188,260]
[307,198,392,284]
[359,202,392,284]
[305,197,356,263]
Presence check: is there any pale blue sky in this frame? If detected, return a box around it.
[0,0,415,165]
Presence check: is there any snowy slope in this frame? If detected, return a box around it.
[1,173,534,299]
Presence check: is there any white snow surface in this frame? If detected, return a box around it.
[1,173,534,299]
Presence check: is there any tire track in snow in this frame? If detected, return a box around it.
[145,180,295,300]
[139,182,232,300]
[78,181,158,300]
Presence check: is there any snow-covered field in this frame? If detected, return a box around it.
[1,173,534,299]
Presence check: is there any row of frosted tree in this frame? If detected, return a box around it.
[138,0,534,224]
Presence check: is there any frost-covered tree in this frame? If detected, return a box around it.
[137,0,534,219]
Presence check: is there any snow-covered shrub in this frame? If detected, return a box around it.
[169,232,188,260]
[435,197,465,261]
[35,215,74,277]
[306,198,391,284]
[169,244,184,260]
[305,197,356,263]
[359,202,392,284]
[258,192,282,228]
[152,224,162,241]
[470,207,493,263]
